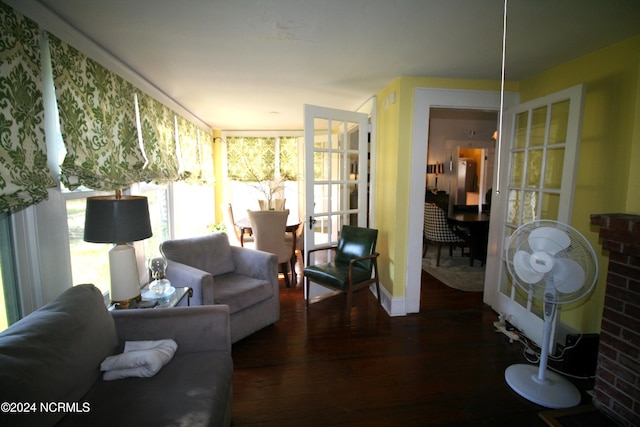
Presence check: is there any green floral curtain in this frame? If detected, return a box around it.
[0,3,56,212]
[279,136,299,180]
[177,115,215,186]
[227,136,298,181]
[136,91,180,183]
[48,33,145,191]
[176,115,199,184]
[198,128,214,185]
[227,137,275,182]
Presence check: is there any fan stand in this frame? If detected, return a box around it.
[505,300,581,409]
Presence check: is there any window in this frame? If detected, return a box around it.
[0,212,20,332]
[65,190,112,294]
[225,135,301,217]
[138,182,170,258]
[64,183,175,294]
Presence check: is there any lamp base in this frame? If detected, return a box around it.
[109,243,142,307]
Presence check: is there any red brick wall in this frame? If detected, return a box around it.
[590,213,640,427]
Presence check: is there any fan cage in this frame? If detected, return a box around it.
[505,220,598,305]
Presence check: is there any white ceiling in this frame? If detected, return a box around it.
[21,0,640,130]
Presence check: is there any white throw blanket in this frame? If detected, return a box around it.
[101,339,178,381]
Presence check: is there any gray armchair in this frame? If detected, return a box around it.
[161,232,280,343]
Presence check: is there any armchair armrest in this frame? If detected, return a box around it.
[348,252,380,265]
[306,245,338,266]
[165,260,213,305]
[111,305,231,355]
[231,246,278,283]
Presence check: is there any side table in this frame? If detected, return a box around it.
[109,286,192,310]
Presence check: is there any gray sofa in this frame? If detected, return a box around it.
[0,284,233,427]
[160,232,280,343]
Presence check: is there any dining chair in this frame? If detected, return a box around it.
[303,225,381,326]
[423,202,473,266]
[224,203,254,247]
[248,209,293,287]
[257,198,286,210]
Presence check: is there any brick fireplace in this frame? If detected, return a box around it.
[590,213,640,426]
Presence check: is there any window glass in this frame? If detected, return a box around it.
[529,106,547,147]
[0,212,18,332]
[66,197,110,294]
[172,182,214,239]
[514,112,528,149]
[549,100,570,144]
[544,148,565,189]
[138,183,170,259]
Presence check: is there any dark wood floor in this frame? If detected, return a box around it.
[230,267,594,426]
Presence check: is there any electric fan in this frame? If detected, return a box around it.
[504,220,598,409]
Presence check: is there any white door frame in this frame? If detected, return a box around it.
[408,88,520,314]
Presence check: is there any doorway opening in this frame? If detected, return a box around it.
[426,108,498,213]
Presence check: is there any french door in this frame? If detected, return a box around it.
[303,104,369,300]
[484,85,585,348]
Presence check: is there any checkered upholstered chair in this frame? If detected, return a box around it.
[423,202,472,266]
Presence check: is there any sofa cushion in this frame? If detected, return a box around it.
[0,284,117,427]
[213,273,273,314]
[57,352,233,427]
[162,233,235,277]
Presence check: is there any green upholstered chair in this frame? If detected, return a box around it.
[303,225,381,325]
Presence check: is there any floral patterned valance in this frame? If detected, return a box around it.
[0,2,56,212]
[177,115,214,186]
[136,90,180,183]
[227,136,298,182]
[199,128,214,185]
[48,33,145,191]
[2,5,214,199]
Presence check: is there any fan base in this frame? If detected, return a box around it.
[505,364,581,409]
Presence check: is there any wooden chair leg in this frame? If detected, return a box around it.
[280,262,290,288]
[345,288,353,326]
[289,253,297,287]
[374,279,382,308]
[436,244,442,267]
[305,276,310,307]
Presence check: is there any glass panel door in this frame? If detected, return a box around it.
[485,85,584,348]
[303,105,368,300]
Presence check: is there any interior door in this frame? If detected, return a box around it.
[303,104,369,300]
[484,85,585,348]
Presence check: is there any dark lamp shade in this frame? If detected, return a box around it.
[84,196,153,243]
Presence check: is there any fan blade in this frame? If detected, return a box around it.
[513,250,544,284]
[529,226,571,255]
[552,258,585,294]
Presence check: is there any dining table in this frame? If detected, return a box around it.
[447,209,490,265]
[234,216,303,286]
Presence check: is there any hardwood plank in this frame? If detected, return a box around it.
[231,267,593,426]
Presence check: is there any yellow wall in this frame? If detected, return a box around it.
[374,77,517,297]
[518,36,640,332]
[375,78,403,294]
[375,36,639,333]
[212,129,224,225]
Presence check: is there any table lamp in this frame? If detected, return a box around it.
[427,163,444,193]
[84,191,152,308]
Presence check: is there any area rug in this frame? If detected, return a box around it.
[421,245,485,292]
